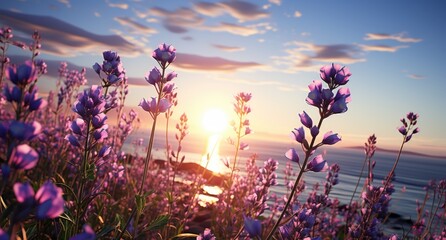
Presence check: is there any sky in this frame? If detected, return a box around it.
[1,0,445,156]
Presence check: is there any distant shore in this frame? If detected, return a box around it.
[345,146,446,159]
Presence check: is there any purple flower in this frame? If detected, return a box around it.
[397,126,407,135]
[6,60,38,86]
[299,111,313,129]
[24,88,47,111]
[239,142,249,150]
[166,71,177,82]
[306,155,328,172]
[322,131,341,145]
[139,97,172,116]
[196,228,216,240]
[152,43,176,68]
[291,126,305,143]
[69,224,96,240]
[65,134,81,147]
[329,87,351,114]
[9,144,39,170]
[320,63,351,87]
[285,148,299,163]
[244,216,262,238]
[306,80,323,107]
[0,228,9,240]
[34,181,64,219]
[3,85,22,103]
[92,113,107,128]
[238,92,252,102]
[162,82,175,94]
[73,85,105,119]
[70,118,85,135]
[145,67,162,85]
[13,182,35,203]
[310,126,319,138]
[0,120,42,142]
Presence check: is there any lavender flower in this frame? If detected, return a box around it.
[9,144,38,170]
[244,216,262,238]
[152,43,176,68]
[285,148,300,164]
[13,181,64,220]
[196,228,216,240]
[0,120,42,142]
[320,63,351,88]
[93,50,126,86]
[69,224,96,240]
[299,111,313,128]
[6,60,37,87]
[306,155,328,172]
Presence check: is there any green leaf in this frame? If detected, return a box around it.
[146,214,170,231]
[135,194,146,216]
[170,233,199,239]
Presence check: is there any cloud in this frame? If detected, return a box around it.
[149,7,204,33]
[272,41,365,73]
[213,44,245,52]
[407,74,425,80]
[0,10,142,57]
[94,12,101,17]
[149,5,271,36]
[360,44,408,52]
[174,53,263,72]
[58,0,71,8]
[268,0,281,6]
[203,22,264,36]
[364,33,422,43]
[193,0,269,22]
[294,11,302,18]
[108,3,128,10]
[114,17,157,34]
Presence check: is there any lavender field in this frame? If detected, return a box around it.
[1,1,446,239]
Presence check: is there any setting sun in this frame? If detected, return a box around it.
[201,108,228,134]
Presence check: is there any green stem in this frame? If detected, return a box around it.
[266,117,324,239]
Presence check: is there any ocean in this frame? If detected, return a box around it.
[123,130,446,224]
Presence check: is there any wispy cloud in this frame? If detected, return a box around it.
[268,0,281,6]
[149,7,204,34]
[174,53,263,72]
[108,2,128,10]
[213,44,245,52]
[0,10,142,57]
[193,0,269,22]
[272,41,365,73]
[114,17,157,34]
[294,11,302,18]
[360,44,408,52]
[407,74,425,80]
[58,0,71,8]
[364,33,422,43]
[149,4,272,36]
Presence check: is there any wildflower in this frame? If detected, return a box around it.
[13,181,64,220]
[72,85,105,119]
[3,85,22,103]
[398,112,420,142]
[322,131,341,145]
[196,228,216,240]
[9,144,38,170]
[320,63,351,88]
[285,148,299,163]
[306,155,328,172]
[152,43,176,68]
[299,111,313,129]
[166,71,177,82]
[145,67,162,85]
[291,126,305,144]
[6,60,37,87]
[0,228,9,240]
[244,216,262,238]
[330,87,351,114]
[93,50,125,86]
[0,120,42,142]
[139,97,172,116]
[69,224,96,240]
[24,87,47,111]
[365,134,377,158]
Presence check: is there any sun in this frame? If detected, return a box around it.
[202,108,228,134]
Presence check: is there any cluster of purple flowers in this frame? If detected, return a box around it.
[93,50,126,87]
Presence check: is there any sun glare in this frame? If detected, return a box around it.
[202,108,228,133]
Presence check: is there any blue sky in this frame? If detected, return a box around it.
[1,0,445,155]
